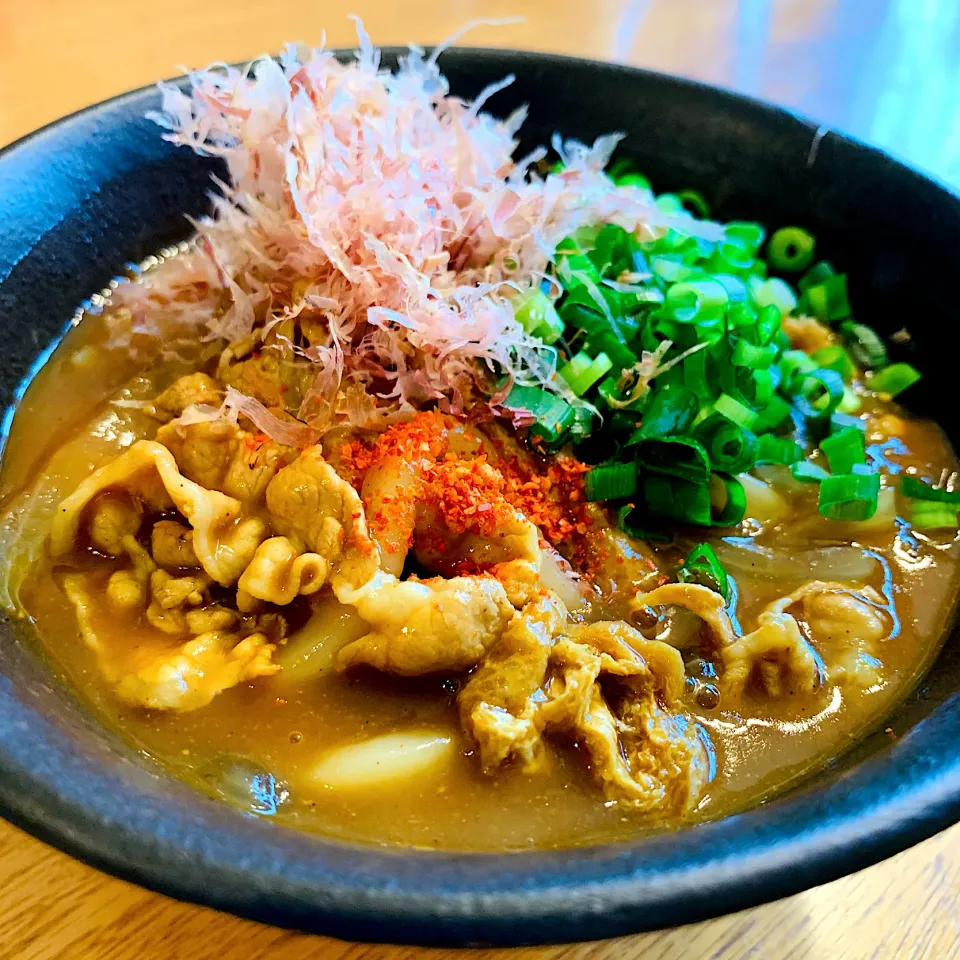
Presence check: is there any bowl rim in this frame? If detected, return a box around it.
[2,46,960,948]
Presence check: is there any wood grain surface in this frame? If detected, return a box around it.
[2,1,960,957]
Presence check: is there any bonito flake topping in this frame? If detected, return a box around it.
[131,22,720,438]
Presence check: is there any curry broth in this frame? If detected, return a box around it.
[5,318,960,852]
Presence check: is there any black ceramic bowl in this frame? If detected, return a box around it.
[1,49,960,948]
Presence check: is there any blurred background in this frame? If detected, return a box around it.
[2,0,960,186]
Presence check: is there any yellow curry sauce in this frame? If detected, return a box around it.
[2,301,959,852]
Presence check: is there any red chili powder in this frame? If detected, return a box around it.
[339,411,589,548]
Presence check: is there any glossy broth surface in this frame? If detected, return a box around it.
[4,306,958,851]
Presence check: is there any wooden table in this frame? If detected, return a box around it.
[3,1,960,956]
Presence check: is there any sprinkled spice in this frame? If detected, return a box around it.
[339,411,448,481]
[498,454,590,545]
[243,431,271,452]
[341,411,590,550]
[424,457,513,538]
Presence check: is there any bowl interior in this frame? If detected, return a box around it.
[1,48,960,947]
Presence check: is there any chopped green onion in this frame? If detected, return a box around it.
[611,410,642,434]
[778,349,818,391]
[665,279,730,324]
[642,474,712,526]
[585,462,637,501]
[792,461,831,483]
[634,437,711,484]
[685,235,718,262]
[562,281,637,325]
[595,376,618,408]
[692,314,726,346]
[902,475,960,504]
[651,257,700,284]
[754,394,793,430]
[528,412,576,444]
[868,363,921,398]
[641,317,676,347]
[710,473,747,527]
[558,350,614,396]
[695,415,759,474]
[676,189,711,219]
[756,435,803,465]
[616,503,671,542]
[504,385,576,444]
[819,426,866,474]
[569,406,596,439]
[747,368,775,407]
[910,501,959,531]
[631,249,652,275]
[712,393,760,430]
[726,302,757,334]
[678,543,729,599]
[750,277,798,315]
[557,253,602,291]
[615,172,651,190]
[720,362,763,408]
[585,330,639,371]
[830,411,866,434]
[839,385,863,414]
[798,260,835,294]
[571,225,603,249]
[586,223,632,275]
[767,226,816,272]
[655,193,684,215]
[839,321,888,369]
[755,304,782,346]
[792,368,845,420]
[725,222,766,253]
[709,242,756,275]
[732,338,778,369]
[558,350,590,380]
[609,164,650,190]
[818,472,881,521]
[630,383,700,441]
[812,345,857,383]
[537,174,921,536]
[804,274,851,322]
[559,301,607,336]
[513,289,565,344]
[600,375,649,413]
[607,158,633,179]
[713,274,749,304]
[683,348,712,399]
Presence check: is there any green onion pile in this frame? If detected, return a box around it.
[504,166,926,538]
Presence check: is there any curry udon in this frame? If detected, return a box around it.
[1,37,957,850]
